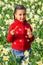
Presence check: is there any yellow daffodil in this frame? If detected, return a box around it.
[0,34,1,37]
[6,14,10,18]
[37,9,41,14]
[5,20,10,25]
[7,4,11,8]
[31,23,35,32]
[35,0,38,2]
[24,50,29,57]
[37,26,40,28]
[31,5,35,9]
[31,23,35,28]
[37,61,42,65]
[34,15,39,21]
[29,12,33,18]
[31,19,35,22]
[1,27,5,30]
[2,31,6,36]
[2,7,6,11]
[0,53,3,57]
[21,60,28,65]
[0,14,2,19]
[11,7,14,11]
[3,56,9,61]
[0,1,4,6]
[26,8,30,14]
[21,61,26,65]
[41,42,43,45]
[41,6,43,11]
[23,0,28,2]
[2,48,8,55]
[30,0,34,4]
[25,58,29,63]
[4,0,8,3]
[39,20,43,25]
[0,45,3,51]
[5,61,8,65]
[26,17,29,20]
[36,37,42,43]
[38,1,42,5]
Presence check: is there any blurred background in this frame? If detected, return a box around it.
[0,0,43,65]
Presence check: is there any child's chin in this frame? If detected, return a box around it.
[20,20,25,22]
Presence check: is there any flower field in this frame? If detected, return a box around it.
[0,0,43,65]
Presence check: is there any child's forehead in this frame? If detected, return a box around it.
[16,9,26,12]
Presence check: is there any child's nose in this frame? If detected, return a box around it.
[22,15,24,18]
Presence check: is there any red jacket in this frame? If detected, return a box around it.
[7,19,34,51]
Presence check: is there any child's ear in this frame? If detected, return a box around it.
[14,14,15,17]
[14,13,17,19]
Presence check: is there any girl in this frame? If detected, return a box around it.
[7,5,34,65]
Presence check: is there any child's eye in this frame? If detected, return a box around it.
[23,13,26,15]
[19,14,22,16]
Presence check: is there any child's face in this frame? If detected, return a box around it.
[15,9,26,22]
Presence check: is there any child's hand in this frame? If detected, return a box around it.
[10,26,18,35]
[27,28,33,38]
[10,30,15,35]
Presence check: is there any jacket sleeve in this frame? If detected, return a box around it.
[6,23,15,43]
[28,23,35,42]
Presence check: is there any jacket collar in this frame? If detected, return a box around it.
[14,19,26,24]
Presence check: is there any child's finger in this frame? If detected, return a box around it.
[10,26,18,35]
[27,28,31,32]
[10,30,15,35]
[13,26,18,31]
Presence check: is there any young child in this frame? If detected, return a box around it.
[7,5,34,64]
